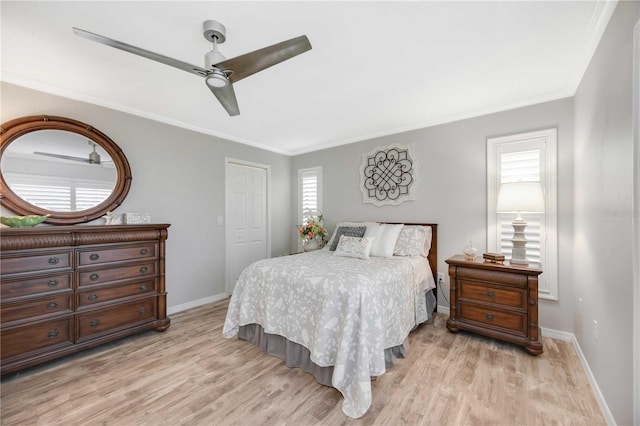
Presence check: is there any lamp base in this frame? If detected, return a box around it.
[509,217,529,265]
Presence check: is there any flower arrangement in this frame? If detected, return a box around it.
[298,214,326,242]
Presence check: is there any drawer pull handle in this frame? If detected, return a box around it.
[486,291,495,298]
[90,273,99,281]
[47,302,58,309]
[139,283,148,292]
[47,279,59,287]
[48,257,59,265]
[140,248,149,255]
[90,319,100,328]
[486,313,494,321]
[138,307,147,315]
[48,329,59,339]
[90,253,100,261]
[140,266,148,274]
[88,293,98,301]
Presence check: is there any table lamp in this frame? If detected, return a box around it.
[496,181,545,265]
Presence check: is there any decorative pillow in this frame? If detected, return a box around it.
[333,236,374,260]
[329,226,367,251]
[324,221,377,250]
[393,225,433,257]
[369,224,404,257]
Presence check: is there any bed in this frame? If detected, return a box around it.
[223,222,438,418]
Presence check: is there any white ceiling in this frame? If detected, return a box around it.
[1,1,615,155]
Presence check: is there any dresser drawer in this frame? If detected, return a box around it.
[0,250,72,275]
[459,280,526,309]
[78,261,156,287]
[77,280,156,308]
[456,266,527,287]
[77,297,157,341]
[459,302,527,335]
[1,272,72,300]
[1,294,73,325]
[1,318,73,360]
[78,243,157,267]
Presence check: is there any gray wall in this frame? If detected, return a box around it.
[1,82,293,309]
[292,97,575,331]
[573,2,640,425]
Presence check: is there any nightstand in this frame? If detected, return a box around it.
[445,255,543,355]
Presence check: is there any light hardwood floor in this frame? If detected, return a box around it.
[1,299,605,425]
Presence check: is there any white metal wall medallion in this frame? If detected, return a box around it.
[360,144,418,206]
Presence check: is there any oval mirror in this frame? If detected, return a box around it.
[0,115,132,225]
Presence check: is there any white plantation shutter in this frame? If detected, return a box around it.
[298,166,322,224]
[487,129,558,300]
[498,149,543,264]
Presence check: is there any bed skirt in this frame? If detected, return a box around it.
[238,289,437,388]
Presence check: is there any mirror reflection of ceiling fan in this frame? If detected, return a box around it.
[72,20,312,116]
[34,141,111,165]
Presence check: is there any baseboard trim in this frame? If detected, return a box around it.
[542,327,616,425]
[168,293,229,315]
[437,305,450,315]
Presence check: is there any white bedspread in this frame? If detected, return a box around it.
[223,250,434,418]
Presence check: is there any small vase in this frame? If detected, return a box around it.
[463,240,478,260]
[303,237,321,252]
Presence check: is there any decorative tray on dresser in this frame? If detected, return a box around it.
[0,224,171,375]
[445,254,543,355]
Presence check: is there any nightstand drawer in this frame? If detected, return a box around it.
[459,302,526,335]
[457,266,527,287]
[459,280,526,309]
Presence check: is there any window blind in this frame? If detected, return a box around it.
[300,168,320,222]
[499,148,543,264]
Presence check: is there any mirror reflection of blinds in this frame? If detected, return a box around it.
[4,173,113,212]
[500,149,543,263]
[301,170,319,222]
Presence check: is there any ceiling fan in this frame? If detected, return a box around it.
[72,20,312,116]
[34,141,108,165]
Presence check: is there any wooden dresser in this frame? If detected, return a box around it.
[0,224,171,375]
[445,255,543,355]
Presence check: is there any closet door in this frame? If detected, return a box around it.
[225,161,268,294]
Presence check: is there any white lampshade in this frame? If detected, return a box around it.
[496,181,545,213]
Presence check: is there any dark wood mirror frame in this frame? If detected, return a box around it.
[0,115,132,225]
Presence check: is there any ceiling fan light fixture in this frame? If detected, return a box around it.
[206,68,228,88]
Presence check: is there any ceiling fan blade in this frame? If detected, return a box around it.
[206,82,240,116]
[73,27,209,77]
[34,152,90,163]
[216,35,312,83]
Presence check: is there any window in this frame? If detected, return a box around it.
[487,129,558,300]
[298,166,322,225]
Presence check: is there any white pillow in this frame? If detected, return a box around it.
[370,224,403,258]
[333,236,374,260]
[394,225,432,258]
[324,221,378,250]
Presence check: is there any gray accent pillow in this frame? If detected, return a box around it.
[329,226,366,251]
